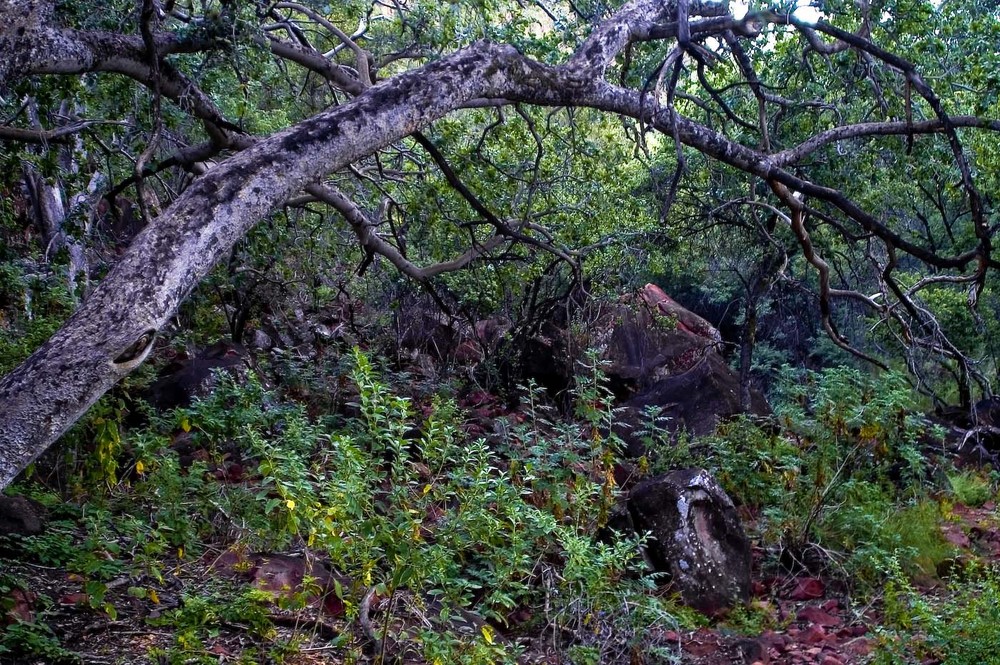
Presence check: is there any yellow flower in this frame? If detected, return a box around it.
[135,460,145,475]
[286,499,296,511]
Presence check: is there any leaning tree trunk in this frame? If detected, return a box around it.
[0,43,529,489]
[0,0,673,488]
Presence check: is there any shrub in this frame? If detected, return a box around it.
[686,366,944,589]
[875,562,1000,664]
[946,470,994,508]
[120,348,685,663]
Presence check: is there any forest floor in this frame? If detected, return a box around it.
[3,497,998,665]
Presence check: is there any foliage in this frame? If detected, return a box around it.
[0,264,75,375]
[0,620,81,664]
[237,347,679,662]
[946,470,995,508]
[0,348,685,662]
[683,366,952,587]
[874,562,1000,665]
[147,587,277,663]
[5,0,1000,655]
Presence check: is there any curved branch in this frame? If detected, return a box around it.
[1,21,238,134]
[274,1,372,87]
[772,116,1000,166]
[306,184,509,282]
[770,180,888,369]
[583,81,982,271]
[412,131,578,267]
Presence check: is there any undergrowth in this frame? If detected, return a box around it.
[4,355,1000,663]
[3,348,690,664]
[874,562,1000,664]
[683,366,955,587]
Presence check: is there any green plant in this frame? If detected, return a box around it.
[824,494,954,584]
[0,621,81,664]
[875,562,1000,664]
[11,519,78,566]
[721,601,783,636]
[183,348,684,662]
[684,366,943,590]
[947,470,994,507]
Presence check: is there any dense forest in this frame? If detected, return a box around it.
[2,0,1000,662]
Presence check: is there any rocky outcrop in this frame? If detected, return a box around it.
[625,469,751,616]
[575,285,768,446]
[638,283,722,348]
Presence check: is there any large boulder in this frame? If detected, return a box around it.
[623,352,769,437]
[627,469,751,616]
[570,286,768,448]
[638,283,723,348]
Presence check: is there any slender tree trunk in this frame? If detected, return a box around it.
[739,301,756,411]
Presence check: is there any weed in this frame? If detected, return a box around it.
[947,470,994,507]
[875,561,1000,664]
[0,621,81,664]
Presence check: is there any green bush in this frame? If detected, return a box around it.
[946,470,994,508]
[117,348,686,663]
[875,562,1000,664]
[686,366,944,589]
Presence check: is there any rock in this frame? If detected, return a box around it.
[797,605,841,627]
[638,283,723,347]
[786,577,825,600]
[480,286,767,442]
[574,286,769,451]
[623,351,769,439]
[142,341,248,411]
[800,624,827,644]
[0,495,46,537]
[940,523,971,548]
[627,469,751,616]
[733,637,768,663]
[250,329,274,350]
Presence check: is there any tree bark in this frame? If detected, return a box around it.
[0,41,534,487]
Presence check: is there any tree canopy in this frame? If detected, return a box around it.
[2,0,1000,488]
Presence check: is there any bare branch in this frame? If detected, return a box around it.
[0,120,122,144]
[305,184,509,282]
[274,1,372,87]
[770,180,888,369]
[772,116,1000,166]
